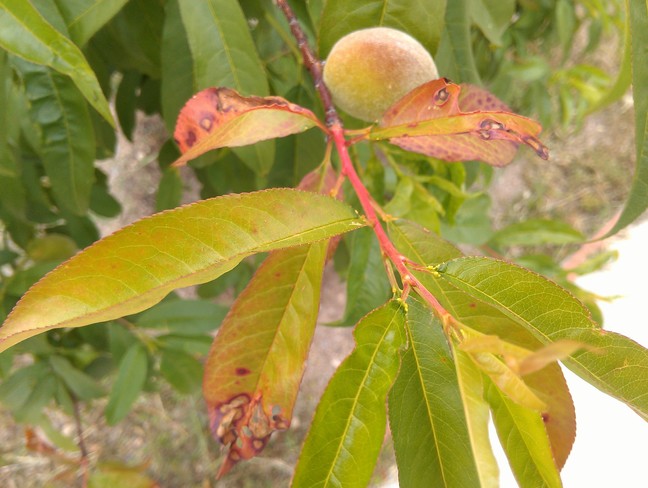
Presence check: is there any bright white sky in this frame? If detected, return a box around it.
[496,219,648,487]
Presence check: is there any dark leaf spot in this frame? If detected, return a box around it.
[235,367,251,376]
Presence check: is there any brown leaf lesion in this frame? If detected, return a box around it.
[210,392,291,478]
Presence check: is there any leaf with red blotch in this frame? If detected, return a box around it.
[203,168,339,478]
[204,242,327,478]
[172,87,327,167]
[370,79,549,166]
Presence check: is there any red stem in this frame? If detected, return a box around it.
[276,0,450,320]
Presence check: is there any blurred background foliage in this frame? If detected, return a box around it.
[0,0,638,485]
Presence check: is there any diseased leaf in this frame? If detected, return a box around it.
[105,343,148,425]
[452,346,499,488]
[0,0,113,124]
[389,297,480,488]
[292,300,406,488]
[203,242,327,477]
[318,0,446,57]
[53,0,129,46]
[436,257,648,420]
[16,60,96,215]
[372,79,548,166]
[486,379,562,488]
[0,189,363,352]
[172,87,325,167]
[524,364,576,470]
[177,0,273,175]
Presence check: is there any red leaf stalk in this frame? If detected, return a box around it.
[276,0,450,320]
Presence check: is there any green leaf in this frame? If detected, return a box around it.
[88,462,158,488]
[0,362,49,412]
[385,177,442,233]
[135,298,228,335]
[488,219,584,248]
[452,346,499,488]
[159,348,202,395]
[26,233,76,262]
[435,0,481,83]
[468,0,514,46]
[49,355,105,400]
[14,374,57,423]
[177,0,273,175]
[486,379,562,488]
[388,221,577,465]
[587,2,631,113]
[16,60,96,215]
[114,70,139,140]
[155,167,183,212]
[334,227,391,326]
[204,242,327,476]
[88,0,163,78]
[318,0,446,57]
[105,343,148,425]
[606,0,648,235]
[160,0,194,132]
[53,0,129,46]
[389,297,480,488]
[0,189,363,352]
[0,0,114,124]
[0,50,26,219]
[293,300,406,488]
[436,257,648,420]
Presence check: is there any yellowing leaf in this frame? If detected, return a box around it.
[172,87,326,167]
[0,189,363,352]
[517,340,594,376]
[468,351,546,411]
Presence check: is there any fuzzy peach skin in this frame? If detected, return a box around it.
[323,27,438,122]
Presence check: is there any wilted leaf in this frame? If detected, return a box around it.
[172,87,325,167]
[0,189,363,352]
[292,300,406,488]
[371,79,548,166]
[204,242,327,477]
[389,297,481,488]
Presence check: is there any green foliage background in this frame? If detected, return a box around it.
[0,0,645,486]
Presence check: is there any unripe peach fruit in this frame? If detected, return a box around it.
[323,27,438,122]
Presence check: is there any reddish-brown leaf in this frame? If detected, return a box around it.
[172,87,326,167]
[371,79,549,166]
